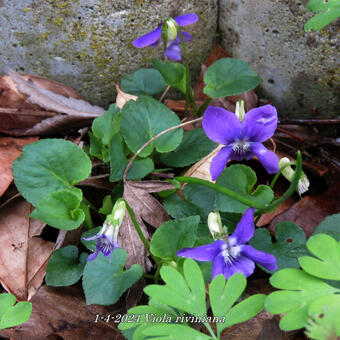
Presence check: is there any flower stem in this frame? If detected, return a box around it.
[174,176,268,210]
[176,24,197,116]
[269,161,296,189]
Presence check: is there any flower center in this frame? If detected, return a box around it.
[231,139,250,157]
[221,243,241,263]
[98,237,114,256]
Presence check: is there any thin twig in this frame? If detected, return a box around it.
[279,118,340,125]
[276,127,304,141]
[159,85,171,102]
[123,117,203,181]
[269,138,277,153]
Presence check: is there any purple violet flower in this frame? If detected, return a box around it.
[82,199,126,262]
[202,105,280,181]
[177,208,277,280]
[132,13,198,61]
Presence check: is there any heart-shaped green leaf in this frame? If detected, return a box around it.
[150,216,200,259]
[13,139,91,206]
[312,213,340,241]
[152,59,187,93]
[121,68,166,96]
[82,249,142,305]
[216,165,273,213]
[249,221,307,271]
[160,129,217,167]
[120,96,183,158]
[203,58,261,98]
[30,190,85,230]
[46,246,87,287]
[109,134,154,181]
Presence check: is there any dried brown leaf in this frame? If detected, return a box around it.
[184,145,223,182]
[0,71,106,135]
[121,180,175,270]
[9,70,105,117]
[0,137,38,197]
[0,198,55,300]
[115,85,137,109]
[269,182,340,238]
[0,285,126,340]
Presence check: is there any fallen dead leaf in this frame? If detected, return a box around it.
[0,197,55,300]
[0,285,126,340]
[115,85,137,109]
[0,71,105,136]
[0,137,38,197]
[183,145,223,181]
[269,182,340,238]
[121,180,175,270]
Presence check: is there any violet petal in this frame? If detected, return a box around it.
[87,249,99,261]
[229,208,255,245]
[203,106,242,145]
[251,142,279,174]
[242,105,278,142]
[241,245,277,271]
[164,42,182,61]
[174,13,199,26]
[212,254,225,279]
[229,256,255,278]
[174,31,193,44]
[177,240,224,261]
[210,146,233,181]
[132,26,162,48]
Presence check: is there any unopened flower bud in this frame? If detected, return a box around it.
[235,100,245,122]
[107,198,126,227]
[165,19,178,41]
[208,211,223,238]
[279,157,310,195]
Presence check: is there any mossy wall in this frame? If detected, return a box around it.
[219,0,340,118]
[0,0,218,107]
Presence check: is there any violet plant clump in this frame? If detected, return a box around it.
[10,10,316,339]
[177,208,277,279]
[132,13,198,61]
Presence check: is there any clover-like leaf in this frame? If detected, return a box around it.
[0,294,32,330]
[30,190,85,230]
[46,246,87,287]
[249,221,307,271]
[120,96,183,157]
[121,68,166,96]
[216,165,274,213]
[144,259,206,316]
[265,268,340,331]
[203,58,262,98]
[13,139,91,206]
[82,249,143,305]
[210,274,265,336]
[150,216,200,260]
[299,234,340,280]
